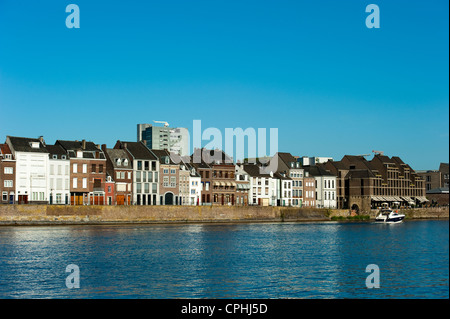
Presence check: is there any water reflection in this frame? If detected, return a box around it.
[0,221,448,298]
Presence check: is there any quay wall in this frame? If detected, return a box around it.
[0,205,447,225]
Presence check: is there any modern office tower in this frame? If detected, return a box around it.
[137,122,189,156]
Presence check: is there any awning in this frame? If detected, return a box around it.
[226,182,231,187]
[220,182,226,186]
[415,196,429,203]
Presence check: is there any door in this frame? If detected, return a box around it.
[164,192,174,205]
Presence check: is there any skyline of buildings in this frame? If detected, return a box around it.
[1,125,447,210]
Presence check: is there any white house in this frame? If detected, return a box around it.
[243,164,278,206]
[304,165,337,209]
[6,136,49,204]
[275,172,293,207]
[187,164,202,205]
[46,144,70,205]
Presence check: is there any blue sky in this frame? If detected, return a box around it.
[0,0,448,170]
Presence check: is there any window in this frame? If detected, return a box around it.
[152,183,157,193]
[144,161,149,170]
[82,164,87,173]
[163,169,169,174]
[73,163,78,173]
[4,167,13,174]
[170,176,176,187]
[137,161,142,170]
[163,177,169,187]
[99,165,103,173]
[92,164,96,173]
[170,169,176,174]
[128,172,132,179]
[136,171,141,183]
[4,180,13,188]
[148,172,153,183]
[144,183,149,193]
[82,178,87,189]
[73,178,78,188]
[2,192,7,201]
[136,183,142,193]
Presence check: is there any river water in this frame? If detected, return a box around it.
[0,220,448,299]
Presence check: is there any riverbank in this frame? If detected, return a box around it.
[0,205,448,226]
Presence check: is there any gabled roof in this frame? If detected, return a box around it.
[56,140,100,152]
[46,144,69,159]
[243,164,272,178]
[7,136,48,153]
[114,141,157,160]
[345,169,376,179]
[304,165,336,177]
[192,148,234,165]
[151,149,177,165]
[104,148,132,169]
[0,143,13,156]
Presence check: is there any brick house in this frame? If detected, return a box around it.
[323,154,426,212]
[102,146,133,205]
[56,140,107,205]
[0,143,16,204]
[190,157,213,205]
[151,149,180,205]
[114,140,159,205]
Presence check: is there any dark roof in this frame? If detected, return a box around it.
[304,165,336,177]
[243,164,272,177]
[56,140,100,152]
[7,136,48,153]
[345,169,376,179]
[277,152,297,166]
[56,140,106,159]
[151,149,178,165]
[192,148,234,165]
[274,172,292,180]
[46,144,69,159]
[439,163,449,174]
[426,187,449,194]
[104,148,132,169]
[115,141,157,160]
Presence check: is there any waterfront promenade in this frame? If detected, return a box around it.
[0,205,448,225]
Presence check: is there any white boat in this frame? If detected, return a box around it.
[375,208,405,223]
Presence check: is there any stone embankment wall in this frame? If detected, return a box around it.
[0,205,448,225]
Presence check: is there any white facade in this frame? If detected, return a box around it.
[188,169,202,206]
[10,146,49,203]
[48,155,70,204]
[249,174,278,206]
[314,176,337,209]
[278,177,293,207]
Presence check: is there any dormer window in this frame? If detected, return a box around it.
[290,162,294,168]
[61,155,66,160]
[30,142,40,149]
[116,158,122,166]
[165,157,170,164]
[123,159,128,166]
[52,155,58,159]
[77,151,82,158]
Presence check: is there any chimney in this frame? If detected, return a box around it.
[123,142,127,149]
[38,136,45,146]
[82,140,86,150]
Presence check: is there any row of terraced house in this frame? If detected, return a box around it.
[0,134,436,211]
